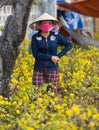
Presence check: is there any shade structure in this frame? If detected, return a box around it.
[58,0,99,18]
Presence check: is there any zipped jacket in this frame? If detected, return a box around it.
[31,31,72,71]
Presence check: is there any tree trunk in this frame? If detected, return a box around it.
[0,0,33,98]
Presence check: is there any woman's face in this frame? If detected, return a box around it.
[39,20,54,33]
[40,20,53,25]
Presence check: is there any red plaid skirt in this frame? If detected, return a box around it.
[32,70,59,87]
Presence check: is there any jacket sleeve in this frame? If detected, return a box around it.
[57,33,73,58]
[31,36,52,60]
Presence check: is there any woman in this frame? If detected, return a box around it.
[30,12,72,93]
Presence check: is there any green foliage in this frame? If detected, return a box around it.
[33,0,41,5]
[94,32,99,39]
[0,26,4,32]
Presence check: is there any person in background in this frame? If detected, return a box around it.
[29,12,72,93]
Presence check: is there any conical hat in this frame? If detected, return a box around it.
[29,12,59,29]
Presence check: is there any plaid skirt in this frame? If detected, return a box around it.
[32,70,59,87]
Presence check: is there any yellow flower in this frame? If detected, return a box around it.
[0,114,6,118]
[87,109,92,117]
[72,105,80,115]
[92,114,99,119]
[26,127,34,130]
[37,113,41,119]
[37,98,43,103]
[70,93,74,97]
[0,95,3,99]
[80,112,87,121]
[0,100,5,105]
[55,104,61,110]
[88,122,95,128]
[7,124,11,129]
[16,110,20,114]
[68,122,78,130]
[66,109,73,118]
[54,97,58,102]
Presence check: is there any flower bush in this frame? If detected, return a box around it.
[0,38,99,130]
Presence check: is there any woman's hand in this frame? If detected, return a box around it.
[51,56,59,64]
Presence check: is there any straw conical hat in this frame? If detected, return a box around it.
[29,12,59,29]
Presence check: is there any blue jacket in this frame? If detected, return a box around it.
[31,31,72,71]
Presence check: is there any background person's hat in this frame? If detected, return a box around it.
[29,12,59,30]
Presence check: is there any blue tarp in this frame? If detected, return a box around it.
[59,11,83,30]
[57,0,65,2]
[57,0,84,30]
